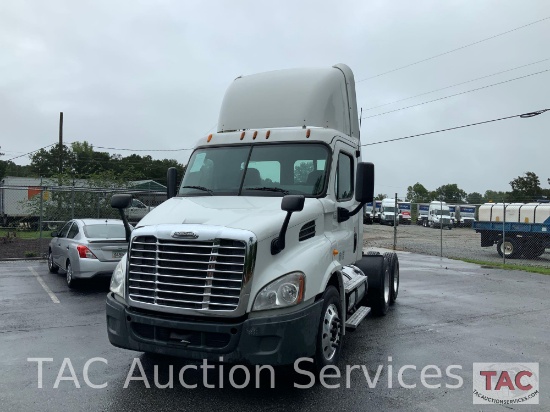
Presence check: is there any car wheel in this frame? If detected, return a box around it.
[66,260,77,288]
[48,250,59,274]
[314,286,343,371]
[497,238,522,259]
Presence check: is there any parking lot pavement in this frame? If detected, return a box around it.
[1,255,548,411]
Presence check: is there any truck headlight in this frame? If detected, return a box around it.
[252,272,305,311]
[110,255,126,298]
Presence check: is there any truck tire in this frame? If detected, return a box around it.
[48,250,59,274]
[497,238,522,259]
[383,252,399,304]
[523,244,546,259]
[367,257,390,316]
[314,286,343,369]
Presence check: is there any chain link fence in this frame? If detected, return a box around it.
[0,184,165,259]
[363,198,550,268]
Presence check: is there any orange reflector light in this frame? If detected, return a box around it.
[306,129,311,138]
[240,131,245,140]
[207,134,213,142]
[253,131,258,140]
[333,249,339,256]
[266,130,271,139]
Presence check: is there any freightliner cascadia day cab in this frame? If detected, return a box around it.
[107,64,399,369]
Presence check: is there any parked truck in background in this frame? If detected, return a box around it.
[373,200,382,223]
[427,201,453,229]
[363,202,374,224]
[107,64,400,370]
[473,202,550,259]
[379,198,399,226]
[449,205,457,227]
[416,203,429,226]
[456,204,476,227]
[398,201,411,225]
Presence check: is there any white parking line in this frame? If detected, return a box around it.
[28,267,60,304]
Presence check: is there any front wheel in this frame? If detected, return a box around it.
[384,252,399,304]
[314,286,343,370]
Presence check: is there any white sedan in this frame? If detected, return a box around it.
[48,219,129,288]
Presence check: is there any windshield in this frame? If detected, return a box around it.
[383,207,395,213]
[434,209,450,216]
[179,144,330,197]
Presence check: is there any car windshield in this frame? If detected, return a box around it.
[83,224,126,239]
[179,143,330,197]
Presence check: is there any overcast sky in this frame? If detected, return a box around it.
[1,0,549,197]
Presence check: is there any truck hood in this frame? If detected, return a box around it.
[136,196,324,241]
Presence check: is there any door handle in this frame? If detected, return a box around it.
[66,246,70,250]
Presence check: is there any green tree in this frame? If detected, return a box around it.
[375,193,387,200]
[431,184,466,203]
[294,161,314,183]
[406,183,430,203]
[30,144,74,177]
[466,192,483,204]
[71,141,112,177]
[509,171,542,202]
[483,190,508,203]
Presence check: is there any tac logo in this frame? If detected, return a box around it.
[473,363,539,405]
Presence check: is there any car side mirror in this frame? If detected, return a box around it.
[51,231,58,238]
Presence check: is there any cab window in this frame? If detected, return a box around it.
[336,152,354,201]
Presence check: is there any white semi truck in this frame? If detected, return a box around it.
[456,204,476,227]
[427,201,453,229]
[107,64,399,369]
[379,198,399,226]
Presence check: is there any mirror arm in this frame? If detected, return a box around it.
[117,208,132,243]
[271,211,293,255]
[337,201,366,223]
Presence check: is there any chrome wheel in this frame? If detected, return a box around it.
[66,261,73,287]
[48,251,58,273]
[384,266,390,304]
[321,303,341,361]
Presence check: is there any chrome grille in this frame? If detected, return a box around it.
[128,236,246,311]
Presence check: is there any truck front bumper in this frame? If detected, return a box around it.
[106,293,323,365]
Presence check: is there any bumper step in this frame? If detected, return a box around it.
[345,306,371,331]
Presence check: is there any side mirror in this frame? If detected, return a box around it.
[337,162,375,222]
[110,194,133,242]
[355,162,374,203]
[51,231,58,238]
[281,195,305,212]
[111,194,133,209]
[167,167,178,199]
[272,195,305,255]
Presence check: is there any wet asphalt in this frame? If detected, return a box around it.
[0,251,548,411]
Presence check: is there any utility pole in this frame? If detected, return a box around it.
[59,112,63,174]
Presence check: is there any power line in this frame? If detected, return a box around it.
[362,68,550,119]
[356,16,550,83]
[5,143,57,162]
[363,58,549,111]
[362,108,549,146]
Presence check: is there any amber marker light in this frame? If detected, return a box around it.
[306,128,311,138]
[253,131,258,140]
[333,249,339,256]
[240,131,245,140]
[266,130,271,139]
[207,134,213,142]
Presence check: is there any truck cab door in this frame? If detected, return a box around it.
[330,143,358,265]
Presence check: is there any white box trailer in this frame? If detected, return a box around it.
[0,177,48,226]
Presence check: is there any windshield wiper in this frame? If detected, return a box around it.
[245,187,289,195]
[180,185,214,195]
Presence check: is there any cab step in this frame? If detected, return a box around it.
[345,306,371,331]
